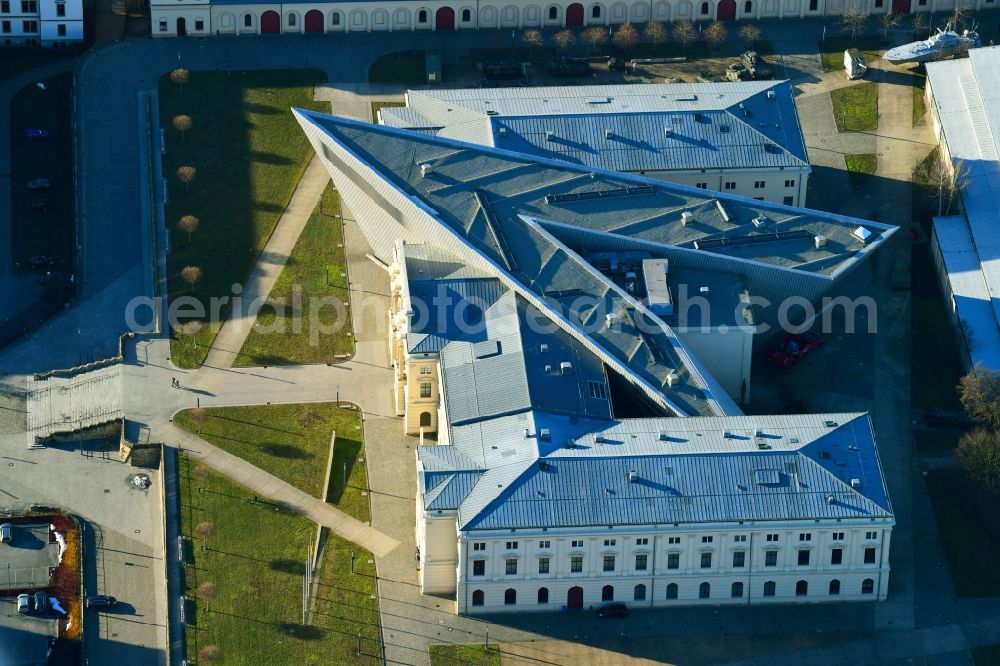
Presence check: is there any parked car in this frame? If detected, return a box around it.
[0,523,12,544]
[85,595,117,609]
[27,255,55,270]
[597,603,629,619]
[26,178,51,190]
[24,200,49,213]
[767,332,824,368]
[16,594,30,614]
[26,128,50,141]
[33,591,47,613]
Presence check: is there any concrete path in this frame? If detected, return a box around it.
[202,154,331,369]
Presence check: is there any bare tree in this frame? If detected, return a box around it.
[643,22,668,55]
[172,114,192,140]
[738,23,762,46]
[612,23,640,59]
[839,2,870,41]
[553,29,577,52]
[880,10,903,39]
[196,581,218,602]
[191,464,209,486]
[950,5,969,30]
[582,26,609,53]
[197,646,221,664]
[704,21,729,50]
[521,29,544,50]
[194,521,215,540]
[178,215,199,243]
[910,12,926,37]
[188,407,209,425]
[176,165,196,192]
[169,68,190,90]
[956,429,1000,496]
[672,20,697,52]
[929,157,969,216]
[181,265,203,291]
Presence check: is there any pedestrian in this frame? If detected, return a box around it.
[171,377,178,388]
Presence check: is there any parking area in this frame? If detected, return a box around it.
[0,596,57,666]
[0,523,60,591]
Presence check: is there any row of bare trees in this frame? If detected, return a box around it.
[838,3,971,42]
[520,21,763,56]
[170,68,204,294]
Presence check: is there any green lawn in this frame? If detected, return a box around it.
[234,185,354,367]
[831,82,878,132]
[975,644,1000,666]
[912,77,927,127]
[925,469,1000,597]
[178,402,379,664]
[175,403,366,516]
[429,644,501,666]
[369,51,426,84]
[159,69,328,368]
[370,101,404,123]
[819,36,882,72]
[911,297,964,411]
[845,153,877,188]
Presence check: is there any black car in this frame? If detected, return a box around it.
[27,255,55,270]
[597,603,628,618]
[85,595,117,609]
[25,200,49,213]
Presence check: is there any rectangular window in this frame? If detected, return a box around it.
[1,1,9,12]
[864,547,877,564]
[765,550,777,567]
[505,559,517,575]
[538,540,550,549]
[809,0,818,7]
[603,556,615,572]
[603,539,616,547]
[784,179,795,188]
[696,182,708,189]
[635,554,648,571]
[23,19,36,31]
[667,553,679,570]
[732,551,746,568]
[831,548,843,565]
[588,381,608,399]
[799,533,812,542]
[570,556,583,572]
[866,531,878,540]
[797,550,810,566]
[724,181,736,190]
[571,540,583,548]
[635,538,648,546]
[764,581,776,596]
[701,536,713,544]
[56,2,64,15]
[473,542,486,551]
[420,365,433,375]
[754,180,765,189]
[874,0,883,6]
[473,560,485,576]
[832,532,845,541]
[505,541,518,550]
[419,381,431,398]
[766,534,779,542]
[733,535,747,543]
[700,552,712,569]
[158,19,166,31]
[57,23,65,35]
[783,196,794,206]
[538,557,550,574]
[668,537,680,545]
[1,20,9,33]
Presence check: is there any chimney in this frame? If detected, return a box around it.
[559,361,573,374]
[666,372,680,388]
[815,234,828,249]
[627,470,639,483]
[681,210,693,226]
[419,163,434,177]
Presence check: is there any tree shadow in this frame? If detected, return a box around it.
[243,102,281,115]
[269,558,307,575]
[326,437,363,504]
[260,443,313,459]
[277,623,327,640]
[250,151,294,166]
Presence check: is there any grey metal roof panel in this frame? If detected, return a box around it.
[424,471,483,510]
[417,444,482,472]
[378,106,439,130]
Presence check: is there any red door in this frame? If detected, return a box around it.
[435,7,455,30]
[305,9,324,31]
[261,10,280,33]
[892,0,911,13]
[176,17,186,36]
[717,0,736,19]
[566,3,583,25]
[567,586,583,609]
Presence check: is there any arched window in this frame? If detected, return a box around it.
[549,6,558,18]
[419,412,432,427]
[796,580,808,596]
[633,584,646,600]
[504,588,517,605]
[592,5,602,17]
[332,12,341,25]
[699,582,710,599]
[700,1,710,14]
[602,585,614,601]
[731,582,744,598]
[744,0,752,11]
[829,579,841,595]
[243,13,252,27]
[763,581,776,596]
[462,8,471,21]
[537,587,549,604]
[472,589,484,606]
[666,583,678,599]
[418,9,428,22]
[288,13,296,26]
[862,578,875,594]
[194,18,204,30]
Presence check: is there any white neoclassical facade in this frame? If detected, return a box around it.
[1,0,84,47]
[151,0,996,38]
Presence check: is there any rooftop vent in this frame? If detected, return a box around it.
[752,216,768,229]
[716,200,731,223]
[544,364,553,374]
[825,494,836,504]
[539,460,548,471]
[486,109,499,116]
[604,129,615,140]
[853,225,874,244]
[659,431,669,441]
[539,429,551,442]
[545,131,554,141]
[498,127,507,137]
[627,470,639,483]
[815,234,828,249]
[565,438,576,449]
[738,102,745,110]
[666,372,680,388]
[850,478,862,489]
[523,428,531,439]
[694,112,705,122]
[664,126,673,137]
[723,430,732,439]
[419,163,434,177]
[605,313,618,327]
[700,286,711,296]
[681,210,693,226]
[718,124,730,133]
[767,89,776,100]
[560,361,573,374]
[539,343,548,354]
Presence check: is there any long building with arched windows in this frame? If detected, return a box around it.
[150,0,995,38]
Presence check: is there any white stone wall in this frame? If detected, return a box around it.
[420,514,460,594]
[649,168,810,208]
[674,325,754,404]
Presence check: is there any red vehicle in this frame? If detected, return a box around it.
[767,333,823,368]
